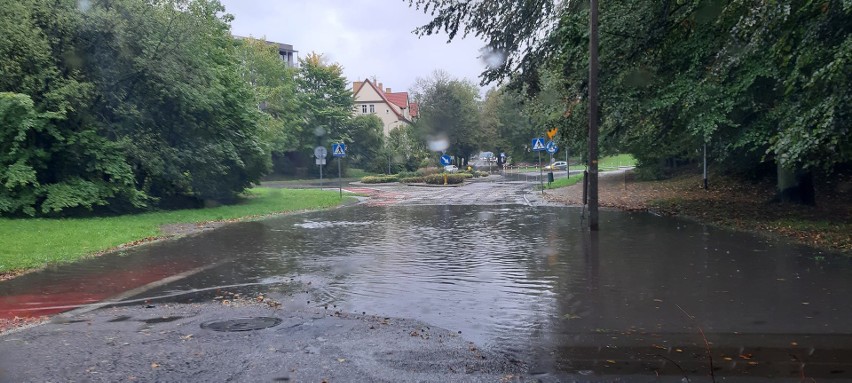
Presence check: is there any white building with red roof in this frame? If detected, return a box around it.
[352,78,419,136]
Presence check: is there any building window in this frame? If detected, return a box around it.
[362,105,367,113]
[369,105,375,113]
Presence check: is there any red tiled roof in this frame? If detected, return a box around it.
[385,92,409,109]
[353,79,411,124]
[409,102,419,118]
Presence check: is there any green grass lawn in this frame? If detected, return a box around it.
[543,174,584,189]
[598,154,636,170]
[346,167,382,178]
[0,188,351,273]
[509,154,635,172]
[538,154,634,190]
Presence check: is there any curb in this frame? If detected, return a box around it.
[402,182,466,188]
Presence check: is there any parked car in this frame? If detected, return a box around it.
[444,165,459,173]
[544,161,568,171]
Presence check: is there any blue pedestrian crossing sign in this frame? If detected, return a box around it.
[531,137,546,152]
[546,141,558,154]
[440,154,452,166]
[332,143,346,157]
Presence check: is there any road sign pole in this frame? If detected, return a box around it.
[338,157,342,198]
[319,162,323,190]
[566,147,570,179]
[538,151,543,193]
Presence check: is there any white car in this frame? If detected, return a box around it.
[544,161,568,171]
[444,165,459,173]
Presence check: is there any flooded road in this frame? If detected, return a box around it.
[2,182,851,380]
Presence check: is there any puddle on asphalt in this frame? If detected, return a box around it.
[293,220,373,229]
[2,205,851,379]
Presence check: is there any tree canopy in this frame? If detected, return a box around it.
[411,71,482,163]
[1,0,272,216]
[411,0,851,201]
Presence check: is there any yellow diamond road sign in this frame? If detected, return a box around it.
[546,128,558,140]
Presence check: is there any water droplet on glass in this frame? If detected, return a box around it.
[78,0,91,12]
[480,48,507,70]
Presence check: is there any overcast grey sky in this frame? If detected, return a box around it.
[219,0,490,95]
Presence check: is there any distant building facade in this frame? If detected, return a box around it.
[233,35,297,67]
[352,78,419,136]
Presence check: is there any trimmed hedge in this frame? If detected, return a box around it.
[458,170,490,178]
[399,176,425,183]
[361,175,398,184]
[423,174,467,185]
[416,167,441,176]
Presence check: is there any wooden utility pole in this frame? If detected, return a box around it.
[588,0,600,231]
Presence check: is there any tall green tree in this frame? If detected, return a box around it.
[1,0,269,216]
[385,124,429,172]
[479,87,539,162]
[0,0,142,215]
[235,37,302,155]
[346,114,385,171]
[411,0,851,203]
[296,52,354,150]
[80,0,269,204]
[412,71,481,164]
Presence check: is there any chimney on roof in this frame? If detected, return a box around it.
[353,81,363,92]
[378,83,383,91]
[386,88,391,93]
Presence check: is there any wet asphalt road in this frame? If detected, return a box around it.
[2,177,851,382]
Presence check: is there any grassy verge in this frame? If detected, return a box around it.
[543,174,584,189]
[0,188,351,274]
[543,170,851,255]
[347,168,381,178]
[507,154,636,172]
[598,154,636,170]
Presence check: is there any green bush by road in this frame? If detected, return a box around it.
[361,175,399,184]
[0,188,351,274]
[424,174,468,184]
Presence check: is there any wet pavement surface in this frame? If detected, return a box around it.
[2,180,851,381]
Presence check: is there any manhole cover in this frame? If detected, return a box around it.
[200,317,282,332]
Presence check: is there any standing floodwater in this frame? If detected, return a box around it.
[2,204,850,379]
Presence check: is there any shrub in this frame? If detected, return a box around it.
[397,170,417,179]
[361,175,398,184]
[458,170,489,178]
[399,176,425,183]
[416,167,441,177]
[423,174,467,185]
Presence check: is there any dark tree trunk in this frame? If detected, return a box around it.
[777,164,816,205]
